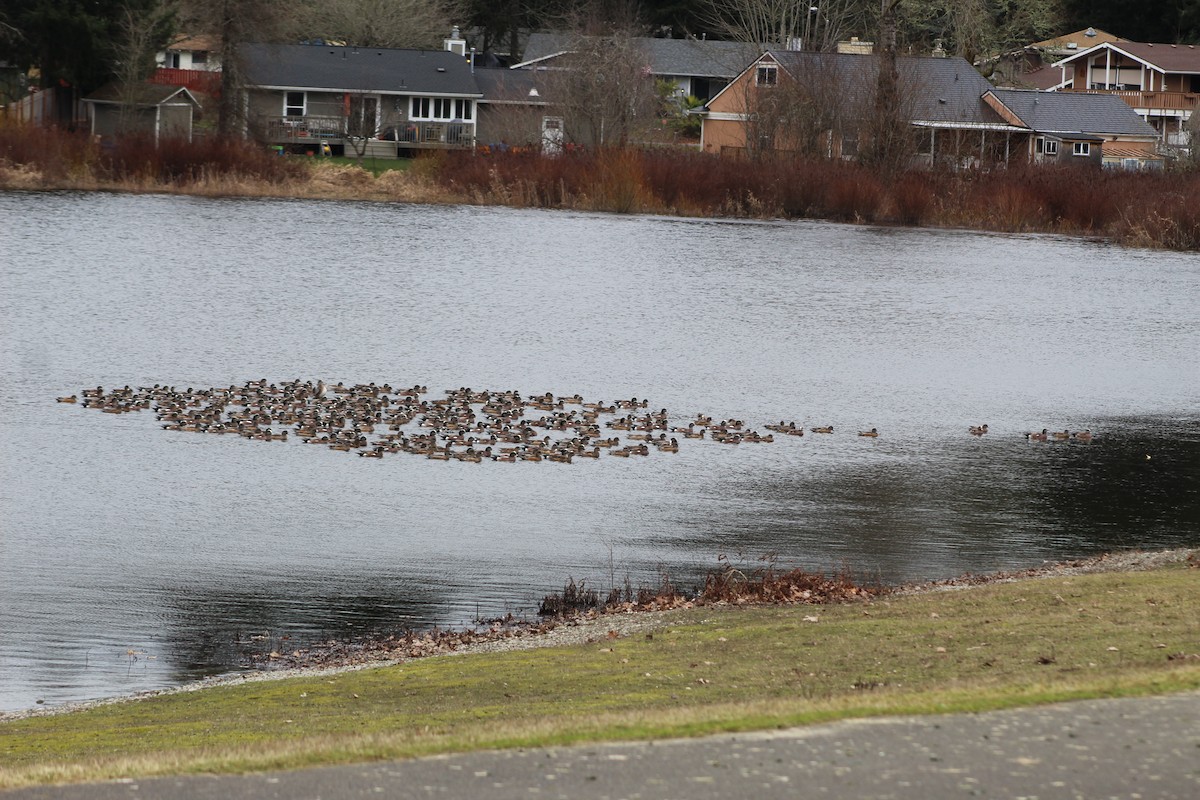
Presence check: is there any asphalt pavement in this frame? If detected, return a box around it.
[9,691,1200,799]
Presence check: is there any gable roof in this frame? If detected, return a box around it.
[515,33,759,78]
[1029,27,1122,53]
[474,68,552,104]
[1053,40,1200,74]
[1014,64,1071,90]
[751,51,1010,128]
[239,43,482,96]
[84,82,200,107]
[985,88,1158,137]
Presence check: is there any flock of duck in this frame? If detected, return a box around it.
[55,380,1095,463]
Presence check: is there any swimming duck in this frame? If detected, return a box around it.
[858,428,879,437]
[1072,429,1094,442]
[969,424,988,436]
[810,426,834,434]
[1025,429,1049,442]
[56,395,77,403]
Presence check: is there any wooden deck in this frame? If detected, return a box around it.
[1063,88,1199,114]
[260,116,475,150]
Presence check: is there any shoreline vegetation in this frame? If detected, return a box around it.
[3,125,1199,251]
[1,548,1196,790]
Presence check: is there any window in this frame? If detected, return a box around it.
[191,51,208,66]
[756,65,777,86]
[1073,141,1090,156]
[285,91,305,117]
[1043,139,1058,156]
[410,97,458,120]
[455,99,473,121]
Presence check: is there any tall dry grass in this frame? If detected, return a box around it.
[3,123,1197,251]
[0,122,304,189]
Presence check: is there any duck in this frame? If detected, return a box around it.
[55,395,77,403]
[858,428,879,438]
[969,424,989,436]
[1025,429,1049,442]
[1072,429,1094,442]
[810,426,834,434]
[1051,429,1071,441]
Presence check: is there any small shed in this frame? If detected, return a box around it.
[84,82,201,142]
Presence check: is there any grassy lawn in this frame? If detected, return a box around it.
[2,563,1198,789]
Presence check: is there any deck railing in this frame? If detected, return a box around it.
[264,115,347,140]
[1063,88,1199,113]
[260,116,474,147]
[150,68,221,95]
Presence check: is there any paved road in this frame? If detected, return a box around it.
[10,692,1200,799]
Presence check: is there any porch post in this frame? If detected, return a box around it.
[1105,49,1111,89]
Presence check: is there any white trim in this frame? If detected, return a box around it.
[1052,41,1200,75]
[252,83,482,99]
[703,111,749,121]
[509,50,574,70]
[911,120,1027,132]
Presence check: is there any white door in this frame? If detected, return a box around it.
[541,116,564,155]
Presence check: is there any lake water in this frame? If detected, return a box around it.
[1,191,1197,713]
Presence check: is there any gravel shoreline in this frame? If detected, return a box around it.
[4,547,1193,723]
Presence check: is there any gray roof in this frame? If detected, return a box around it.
[988,88,1157,136]
[473,68,552,104]
[84,82,200,107]
[518,33,759,78]
[239,43,481,96]
[767,52,1007,127]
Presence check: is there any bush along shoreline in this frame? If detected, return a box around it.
[3,124,1199,251]
[236,549,1194,676]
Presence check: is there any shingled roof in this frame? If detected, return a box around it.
[84,82,200,107]
[516,33,759,79]
[1053,41,1200,74]
[761,52,1010,128]
[985,88,1158,137]
[239,43,481,96]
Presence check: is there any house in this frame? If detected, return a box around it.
[158,34,222,72]
[152,34,222,96]
[983,88,1162,168]
[239,42,483,156]
[989,27,1124,90]
[83,82,201,142]
[698,51,1027,167]
[513,33,758,101]
[1049,40,1200,147]
[472,68,560,151]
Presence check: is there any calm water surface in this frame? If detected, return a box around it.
[1,191,1197,712]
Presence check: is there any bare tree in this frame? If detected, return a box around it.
[542,31,660,147]
[114,1,177,132]
[703,0,869,51]
[297,0,464,49]
[737,55,850,158]
[896,0,1065,60]
[861,0,910,169]
[178,0,299,135]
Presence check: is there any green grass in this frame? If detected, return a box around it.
[3,564,1198,788]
